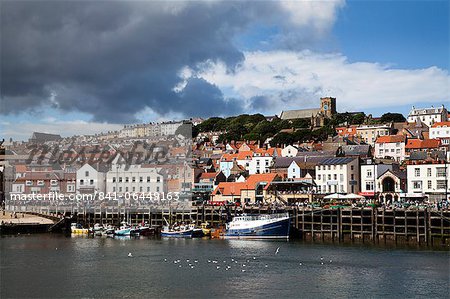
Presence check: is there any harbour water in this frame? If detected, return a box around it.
[1,235,449,298]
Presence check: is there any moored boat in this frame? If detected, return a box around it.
[224,213,290,239]
[114,222,131,236]
[71,223,89,234]
[161,224,203,238]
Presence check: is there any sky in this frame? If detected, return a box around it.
[1,0,449,140]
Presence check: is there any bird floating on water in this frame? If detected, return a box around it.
[128,253,133,258]
[275,247,280,255]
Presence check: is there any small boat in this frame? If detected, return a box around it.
[114,222,131,236]
[161,224,203,238]
[89,223,105,236]
[138,226,156,236]
[104,227,115,236]
[71,223,89,234]
[200,222,211,236]
[224,213,290,239]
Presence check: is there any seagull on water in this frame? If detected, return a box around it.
[128,253,133,258]
[275,247,280,255]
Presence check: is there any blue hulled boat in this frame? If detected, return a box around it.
[161,224,203,238]
[224,213,290,239]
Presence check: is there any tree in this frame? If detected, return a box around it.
[270,132,294,147]
[380,112,406,123]
[175,123,193,138]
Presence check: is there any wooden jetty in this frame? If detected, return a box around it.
[4,204,450,247]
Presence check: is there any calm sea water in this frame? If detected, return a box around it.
[1,235,449,298]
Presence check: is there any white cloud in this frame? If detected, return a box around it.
[191,50,450,114]
[279,0,345,34]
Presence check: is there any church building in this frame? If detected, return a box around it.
[279,97,337,127]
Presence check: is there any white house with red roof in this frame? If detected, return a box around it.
[430,121,450,145]
[374,135,406,162]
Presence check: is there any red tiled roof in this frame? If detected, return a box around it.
[211,182,247,195]
[199,172,217,180]
[405,138,441,149]
[431,121,450,128]
[211,173,278,195]
[375,135,405,143]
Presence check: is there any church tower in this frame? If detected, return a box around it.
[320,97,336,118]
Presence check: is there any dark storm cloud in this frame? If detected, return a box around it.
[0,1,326,122]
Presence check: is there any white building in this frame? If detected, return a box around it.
[281,145,299,157]
[360,163,406,200]
[374,135,406,162]
[430,121,450,145]
[76,163,107,194]
[160,121,183,136]
[287,161,301,179]
[119,126,136,138]
[248,154,273,175]
[106,164,165,195]
[407,105,448,127]
[315,157,360,194]
[407,162,450,201]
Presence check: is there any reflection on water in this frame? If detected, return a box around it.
[1,235,449,298]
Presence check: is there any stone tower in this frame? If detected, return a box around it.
[320,97,336,118]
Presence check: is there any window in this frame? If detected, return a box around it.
[334,174,337,180]
[139,177,143,183]
[351,165,354,170]
[147,176,150,182]
[351,174,354,180]
[140,187,143,192]
[328,174,331,180]
[90,179,94,185]
[413,181,422,189]
[119,187,122,192]
[379,149,384,154]
[427,181,432,189]
[119,177,122,183]
[414,168,420,177]
[340,174,344,182]
[125,177,129,183]
[427,168,432,177]
[132,177,136,183]
[156,187,160,192]
[125,187,129,192]
[157,177,161,182]
[113,187,116,192]
[317,174,321,180]
[436,180,446,190]
[147,187,150,192]
[37,180,44,186]
[367,169,372,178]
[366,181,374,191]
[436,167,446,177]
[396,149,400,154]
[113,177,116,183]
[132,187,136,192]
[85,171,89,177]
[26,180,33,186]
[80,179,84,185]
